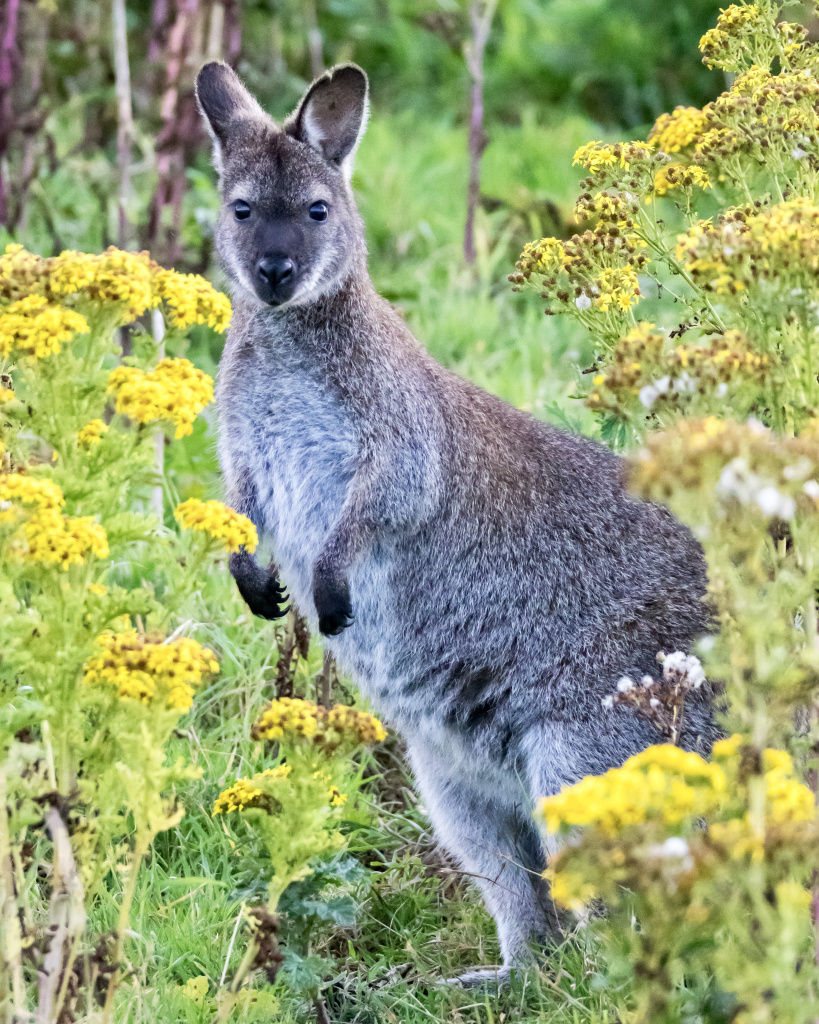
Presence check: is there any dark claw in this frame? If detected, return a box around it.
[313,572,354,637]
[318,609,354,637]
[229,551,288,621]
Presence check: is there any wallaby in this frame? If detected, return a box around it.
[196,60,714,986]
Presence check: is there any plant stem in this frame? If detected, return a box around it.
[101,835,149,1024]
[0,771,24,1016]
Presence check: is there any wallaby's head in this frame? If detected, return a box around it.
[196,62,369,308]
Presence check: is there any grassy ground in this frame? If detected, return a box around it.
[104,108,618,1022]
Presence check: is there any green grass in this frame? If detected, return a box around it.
[86,109,617,1021]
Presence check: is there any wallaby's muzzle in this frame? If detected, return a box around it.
[256,255,297,306]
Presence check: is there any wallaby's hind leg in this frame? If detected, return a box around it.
[406,742,562,986]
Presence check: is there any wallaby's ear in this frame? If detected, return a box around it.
[196,61,268,172]
[286,64,369,178]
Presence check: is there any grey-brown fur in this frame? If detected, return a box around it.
[196,61,714,984]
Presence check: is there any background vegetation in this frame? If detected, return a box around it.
[4,1,796,1022]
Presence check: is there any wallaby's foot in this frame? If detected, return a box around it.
[442,967,512,990]
[229,552,288,620]
[313,572,354,636]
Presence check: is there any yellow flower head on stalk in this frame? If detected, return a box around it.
[594,266,641,312]
[251,696,387,755]
[0,295,89,360]
[174,498,258,553]
[107,358,214,438]
[544,867,598,912]
[699,4,767,70]
[574,191,639,228]
[0,472,64,512]
[649,106,709,153]
[0,387,14,404]
[0,245,232,332]
[0,244,45,302]
[16,507,109,569]
[76,419,109,449]
[540,737,815,841]
[152,269,232,332]
[212,765,291,815]
[47,248,154,321]
[573,141,653,174]
[83,629,219,712]
[328,786,347,807]
[653,164,712,197]
[517,237,570,275]
[538,744,728,835]
[676,200,819,298]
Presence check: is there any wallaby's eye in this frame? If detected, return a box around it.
[308,201,329,223]
[233,200,252,221]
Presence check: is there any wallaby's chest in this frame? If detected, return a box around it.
[226,353,357,608]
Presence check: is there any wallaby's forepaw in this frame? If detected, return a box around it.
[440,967,512,990]
[229,551,288,620]
[313,570,354,637]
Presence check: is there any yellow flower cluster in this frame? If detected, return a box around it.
[546,868,598,912]
[47,248,154,319]
[0,386,14,404]
[212,766,291,816]
[572,141,664,196]
[540,738,815,846]
[0,244,44,302]
[649,106,709,153]
[573,141,654,175]
[174,498,258,553]
[653,163,712,197]
[77,419,109,449]
[677,200,819,299]
[0,472,64,511]
[573,190,640,229]
[83,629,219,711]
[0,244,232,334]
[517,237,570,276]
[17,508,109,569]
[107,358,214,438]
[153,269,232,332]
[594,266,641,313]
[699,4,766,70]
[587,327,770,419]
[251,697,387,755]
[539,744,727,836]
[512,229,649,320]
[0,295,89,360]
[631,416,819,509]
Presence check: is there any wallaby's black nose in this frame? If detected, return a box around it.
[257,256,294,288]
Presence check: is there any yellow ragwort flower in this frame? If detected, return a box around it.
[174,498,258,553]
[0,295,88,360]
[17,507,108,569]
[153,269,232,333]
[77,419,109,449]
[0,472,64,511]
[47,248,154,321]
[573,141,653,175]
[212,765,291,815]
[653,164,712,197]
[107,357,214,438]
[0,387,14,404]
[649,106,709,153]
[595,266,641,313]
[544,867,597,912]
[538,744,727,835]
[83,629,219,712]
[251,697,387,754]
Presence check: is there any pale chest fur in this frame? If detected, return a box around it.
[219,346,357,617]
